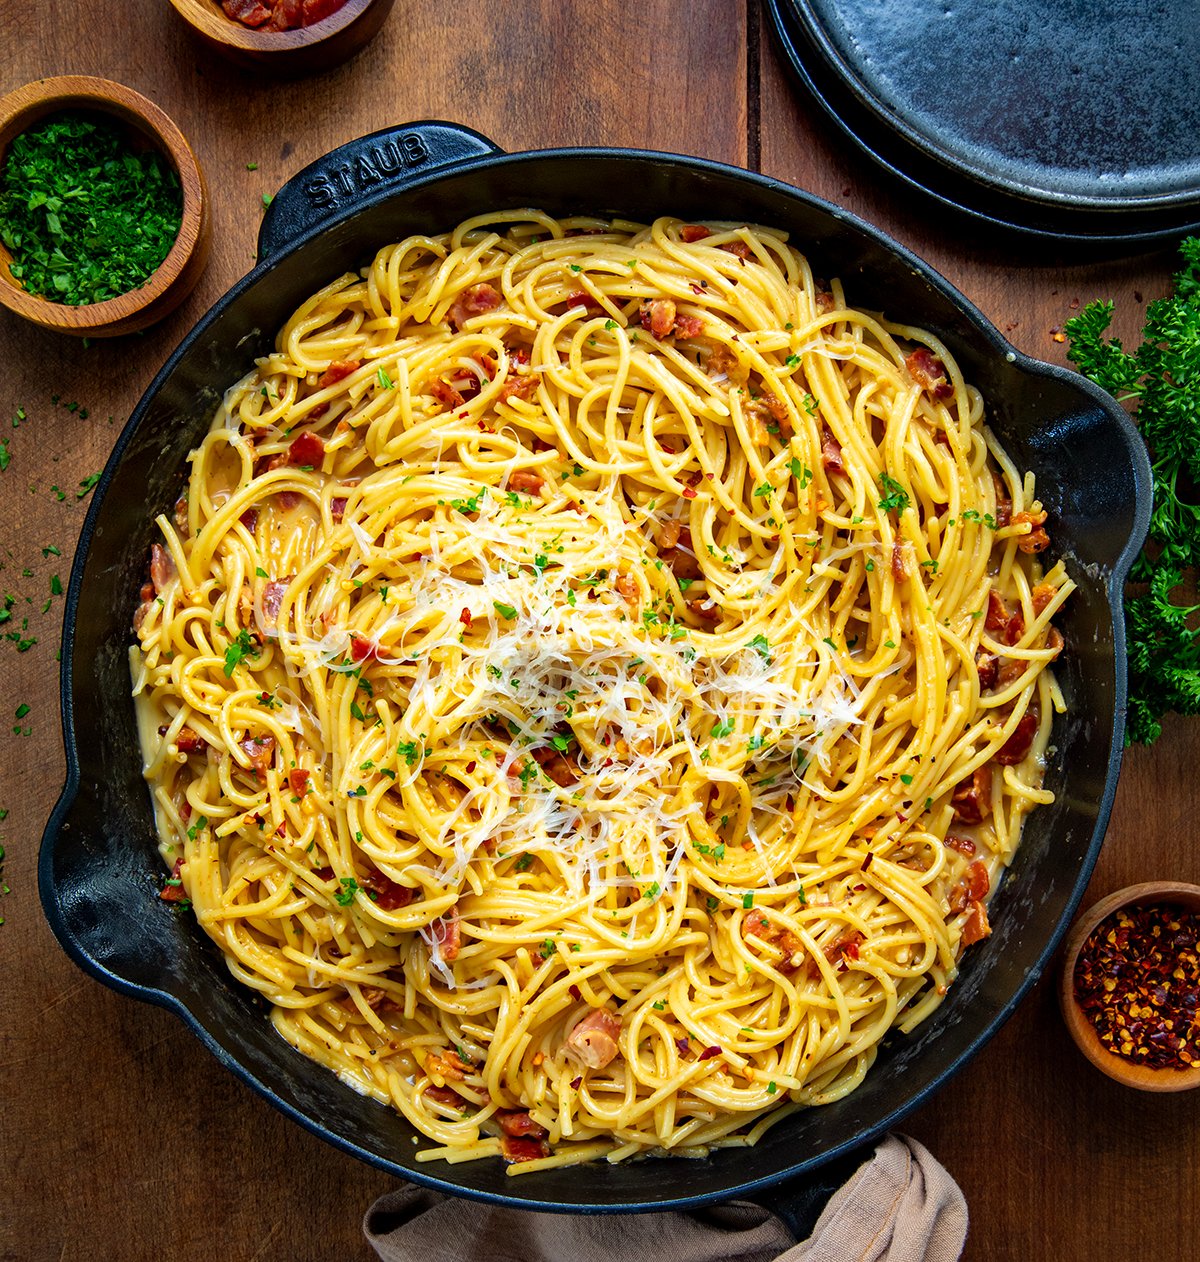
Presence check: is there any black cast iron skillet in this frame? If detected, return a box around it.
[40,121,1150,1222]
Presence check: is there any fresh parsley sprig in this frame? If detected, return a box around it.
[1066,237,1200,743]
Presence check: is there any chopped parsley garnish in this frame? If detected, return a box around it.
[802,394,819,415]
[76,472,101,498]
[752,482,772,499]
[711,719,735,737]
[334,877,360,906]
[493,601,518,620]
[742,892,754,908]
[747,633,771,662]
[397,740,422,766]
[877,473,910,514]
[514,854,534,872]
[787,457,813,487]
[223,628,257,677]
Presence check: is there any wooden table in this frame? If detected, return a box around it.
[1,3,1194,1258]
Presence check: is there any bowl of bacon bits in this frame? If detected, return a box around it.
[1060,882,1200,1091]
[168,0,395,76]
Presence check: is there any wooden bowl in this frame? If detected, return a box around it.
[0,76,210,339]
[168,0,395,76]
[1059,881,1200,1092]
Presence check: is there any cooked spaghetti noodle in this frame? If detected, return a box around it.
[131,212,1071,1171]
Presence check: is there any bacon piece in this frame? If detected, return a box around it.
[150,542,175,594]
[687,598,721,622]
[133,581,155,632]
[425,1085,464,1108]
[448,283,501,331]
[501,1135,550,1163]
[176,727,206,755]
[945,835,977,857]
[173,494,189,537]
[985,591,1025,646]
[239,508,259,533]
[287,431,325,468]
[905,347,954,400]
[330,496,347,523]
[496,1109,548,1140]
[995,707,1039,765]
[431,378,466,410]
[159,856,188,903]
[1031,583,1057,617]
[991,473,1013,528]
[658,519,682,551]
[985,591,1008,632]
[824,928,864,968]
[222,0,271,25]
[425,1049,471,1082]
[277,490,302,511]
[362,866,412,911]
[820,426,845,476]
[891,543,907,582]
[639,298,678,339]
[354,986,386,1010]
[1013,508,1050,554]
[318,359,360,389]
[564,1008,621,1069]
[288,768,310,795]
[815,290,835,314]
[265,0,304,30]
[703,341,739,379]
[432,906,461,961]
[614,572,638,605]
[564,289,604,313]
[960,900,991,946]
[239,734,275,780]
[303,0,345,23]
[261,577,292,627]
[721,240,752,259]
[742,910,804,974]
[498,369,538,402]
[997,658,1026,687]
[531,743,579,788]
[350,634,379,663]
[975,651,999,691]
[951,765,991,824]
[681,224,711,242]
[674,314,704,339]
[1046,626,1064,657]
[508,470,545,496]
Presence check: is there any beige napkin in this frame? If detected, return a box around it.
[365,1134,967,1262]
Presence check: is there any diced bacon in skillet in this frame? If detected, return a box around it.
[287,431,325,468]
[995,706,1039,765]
[447,283,501,331]
[951,765,991,824]
[563,1008,621,1069]
[681,224,711,242]
[150,543,175,594]
[905,347,954,400]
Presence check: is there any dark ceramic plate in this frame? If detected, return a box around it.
[766,0,1200,244]
[40,121,1150,1215]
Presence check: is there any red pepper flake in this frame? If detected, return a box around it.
[570,1076,582,1089]
[697,1044,722,1061]
[1073,903,1200,1071]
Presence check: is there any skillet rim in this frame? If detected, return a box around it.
[39,130,1152,1212]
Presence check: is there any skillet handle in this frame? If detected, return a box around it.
[257,120,504,261]
[748,1146,872,1240]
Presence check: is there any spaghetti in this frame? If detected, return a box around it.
[131,211,1070,1171]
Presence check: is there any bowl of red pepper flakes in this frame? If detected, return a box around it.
[168,0,395,77]
[1060,882,1200,1092]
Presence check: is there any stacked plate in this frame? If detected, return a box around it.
[766,0,1200,245]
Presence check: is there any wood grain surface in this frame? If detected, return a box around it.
[0,3,1193,1259]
